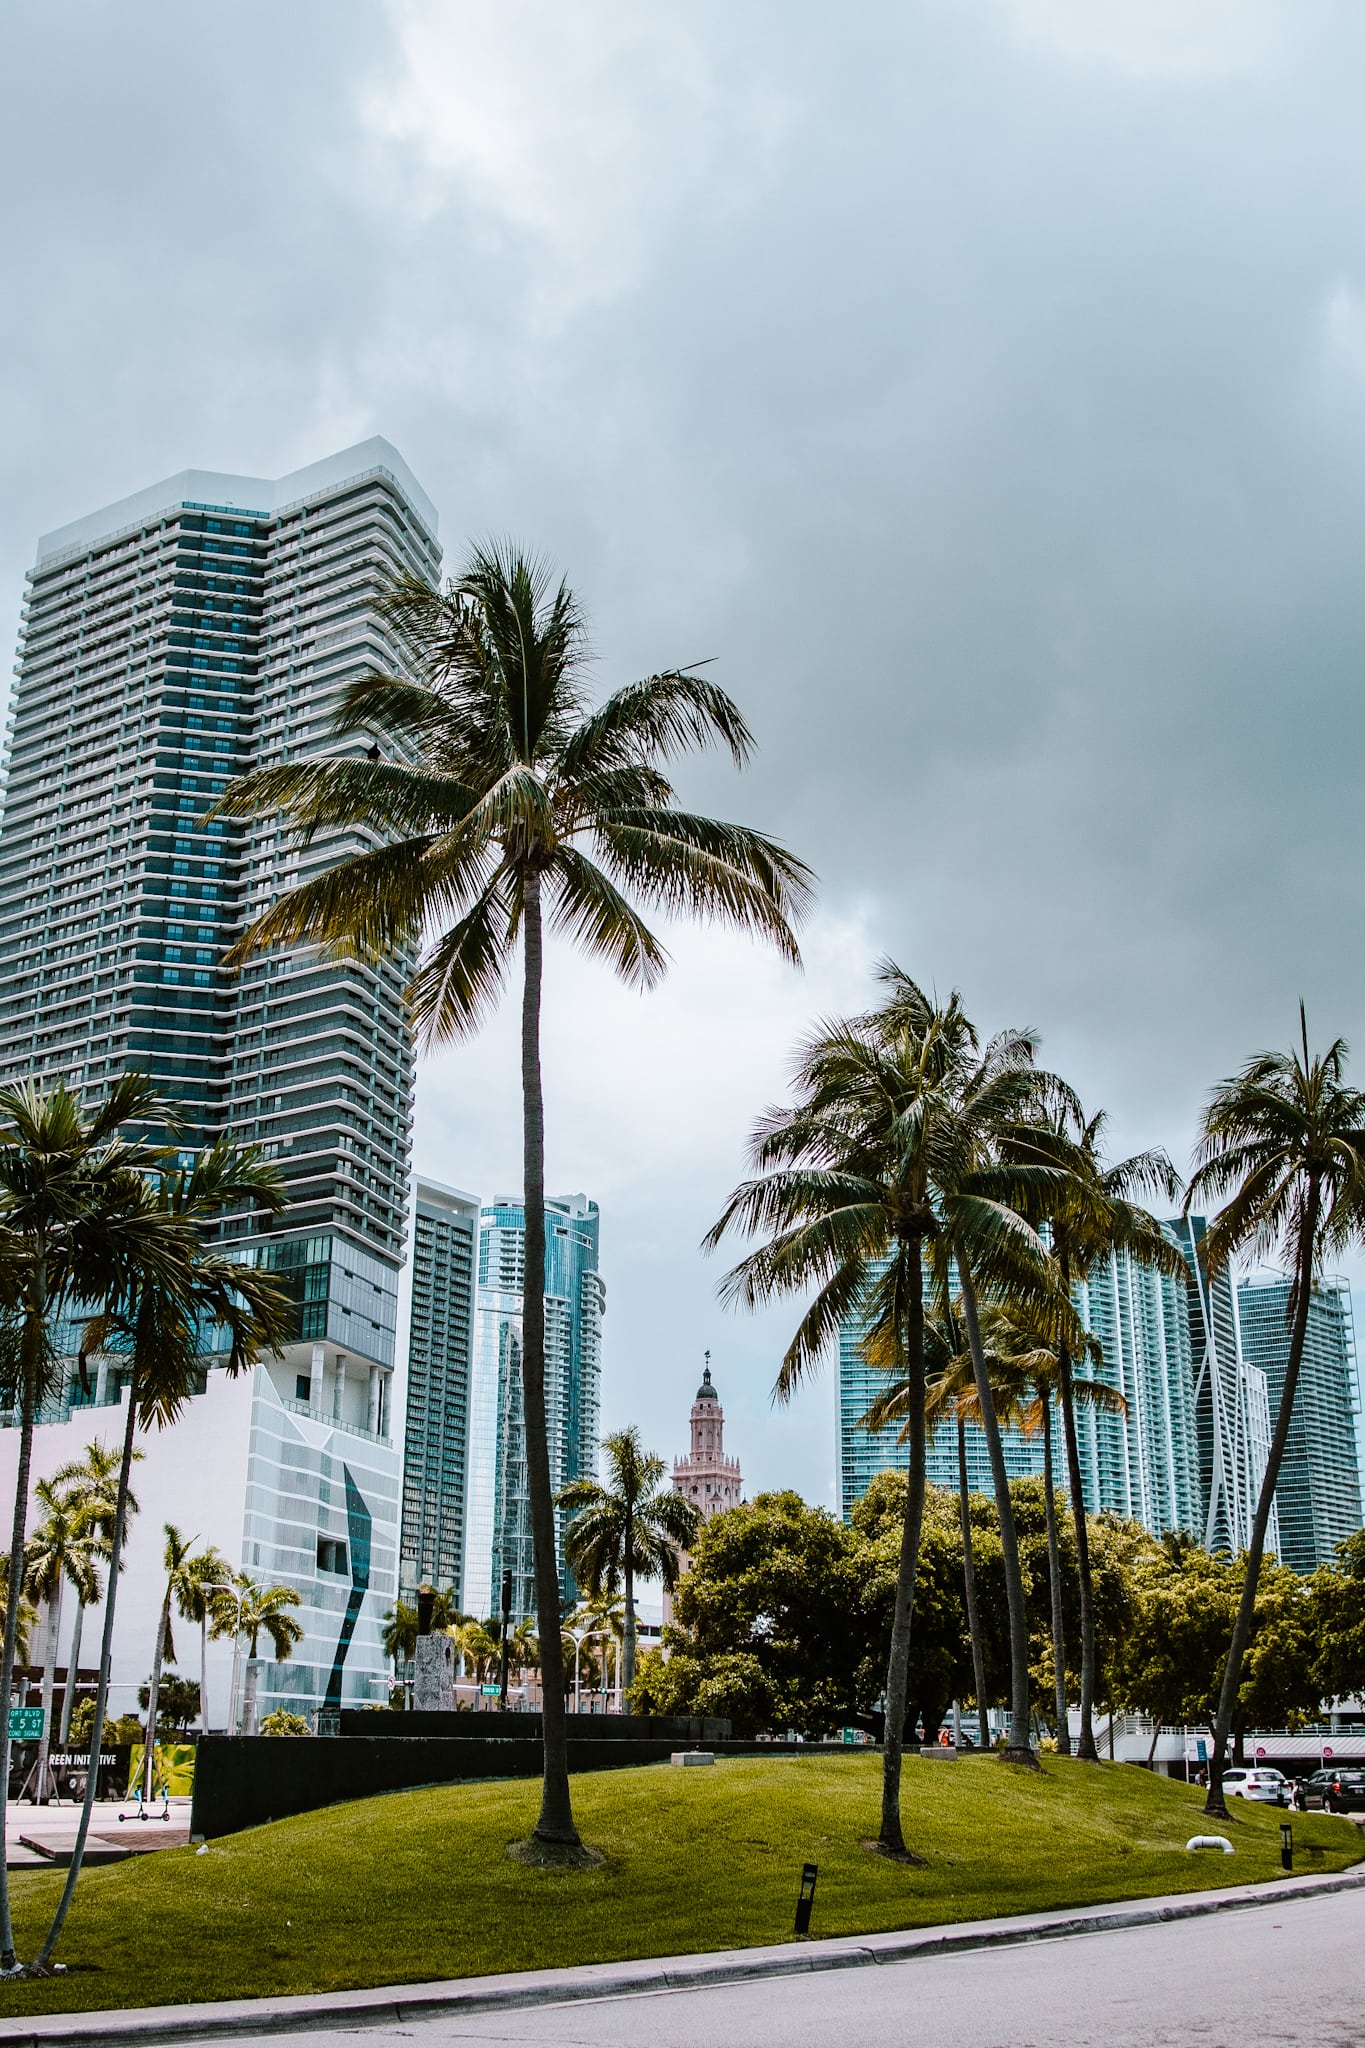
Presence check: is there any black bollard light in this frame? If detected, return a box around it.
[794,1862,818,1935]
[1280,1821,1293,1873]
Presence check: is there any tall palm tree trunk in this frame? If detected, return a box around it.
[59,1597,85,1749]
[957,1414,990,1745]
[1056,1333,1099,1760]
[521,873,578,1848]
[33,1583,62,1804]
[879,1245,927,1856]
[1040,1403,1069,1755]
[36,1379,139,1968]
[956,1255,1038,1768]
[143,1590,171,1802]
[0,1380,40,1969]
[1204,1185,1320,1820]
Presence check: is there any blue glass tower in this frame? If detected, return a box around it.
[1237,1274,1362,1573]
[464,1194,604,1619]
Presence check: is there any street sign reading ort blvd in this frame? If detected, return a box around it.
[8,1708,44,1741]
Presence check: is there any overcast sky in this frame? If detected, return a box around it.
[4,0,1365,1508]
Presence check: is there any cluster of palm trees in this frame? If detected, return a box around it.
[0,1078,292,1975]
[708,970,1365,1851]
[381,1590,538,1700]
[140,1527,302,1758]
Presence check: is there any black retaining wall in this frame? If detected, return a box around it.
[190,1723,830,1839]
[335,1710,733,1744]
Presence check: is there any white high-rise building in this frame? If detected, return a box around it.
[0,440,439,1725]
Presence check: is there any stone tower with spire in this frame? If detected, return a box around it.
[672,1354,742,1520]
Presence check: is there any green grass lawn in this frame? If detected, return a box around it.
[0,1754,1357,2018]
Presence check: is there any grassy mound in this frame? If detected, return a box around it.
[0,1754,1356,2017]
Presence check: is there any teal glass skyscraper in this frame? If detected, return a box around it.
[0,439,438,1722]
[400,1181,480,1598]
[463,1194,604,1619]
[1166,1216,1277,1556]
[1237,1274,1362,1573]
[840,1237,1205,1541]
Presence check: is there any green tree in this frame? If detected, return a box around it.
[226,1574,305,1735]
[34,1136,291,1973]
[558,1426,700,1693]
[22,1477,101,1803]
[649,1493,864,1736]
[219,545,811,1850]
[136,1671,201,1738]
[850,1475,981,1742]
[382,1600,419,1673]
[48,1438,143,1747]
[1000,1101,1184,1760]
[1184,1009,1365,1817]
[140,1524,198,1798]
[452,1618,501,1685]
[176,1547,231,1736]
[934,1302,1123,1749]
[861,1310,996,1739]
[1310,1530,1365,1702]
[0,1558,33,1674]
[0,1073,179,1967]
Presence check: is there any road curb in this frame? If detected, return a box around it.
[3,1862,1364,2044]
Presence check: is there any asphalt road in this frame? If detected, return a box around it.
[217,1891,1365,2048]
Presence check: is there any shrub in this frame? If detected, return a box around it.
[260,1710,311,1738]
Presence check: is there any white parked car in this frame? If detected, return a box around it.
[1221,1767,1287,1804]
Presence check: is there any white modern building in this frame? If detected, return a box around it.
[0,439,439,1724]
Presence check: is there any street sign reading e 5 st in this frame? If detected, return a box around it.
[8,1707,44,1741]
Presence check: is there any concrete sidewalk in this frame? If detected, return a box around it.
[1,1860,1363,2047]
[3,1802,191,1871]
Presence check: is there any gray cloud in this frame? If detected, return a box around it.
[5,0,1364,1505]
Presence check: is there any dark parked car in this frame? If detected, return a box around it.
[1299,1767,1365,1814]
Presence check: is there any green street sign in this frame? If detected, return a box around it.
[8,1707,44,1741]
[480,1684,501,1697]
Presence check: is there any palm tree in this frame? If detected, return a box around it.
[33,1135,290,1974]
[0,1559,34,1673]
[862,1309,991,1742]
[228,1575,304,1735]
[177,1547,231,1735]
[382,1600,419,1678]
[509,1616,540,1684]
[999,1102,1184,1761]
[558,1427,701,1693]
[22,1478,101,1803]
[1184,1008,1365,1819]
[0,1072,181,1972]
[452,1618,500,1686]
[911,1303,1122,1752]
[707,965,1062,1841]
[141,1524,198,1799]
[217,544,812,1849]
[48,1439,142,1748]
